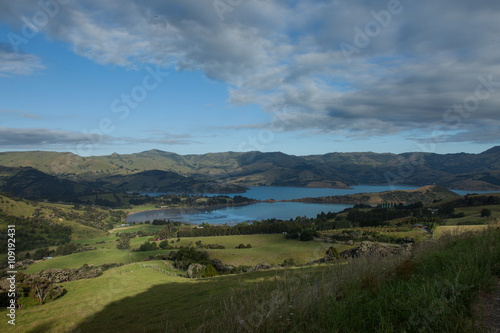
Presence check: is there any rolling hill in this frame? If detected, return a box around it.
[291,185,461,205]
[0,147,499,199]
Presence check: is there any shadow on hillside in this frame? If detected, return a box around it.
[67,272,268,333]
[28,320,56,333]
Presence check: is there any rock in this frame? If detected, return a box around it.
[339,241,411,259]
[346,240,354,246]
[248,263,273,272]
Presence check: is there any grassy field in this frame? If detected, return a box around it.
[24,233,346,274]
[444,204,500,225]
[5,227,500,332]
[173,234,349,266]
[434,224,491,238]
[1,261,320,332]
[23,249,165,274]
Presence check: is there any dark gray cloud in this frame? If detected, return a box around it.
[0,127,195,148]
[1,0,499,144]
[0,127,102,147]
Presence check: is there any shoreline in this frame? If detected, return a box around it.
[126,200,261,220]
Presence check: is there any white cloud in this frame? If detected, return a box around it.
[1,0,499,144]
[0,43,45,76]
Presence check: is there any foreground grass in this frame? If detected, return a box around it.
[1,262,319,332]
[199,224,500,332]
[1,262,185,332]
[6,225,500,332]
[434,224,489,238]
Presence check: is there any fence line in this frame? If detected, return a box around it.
[136,263,181,276]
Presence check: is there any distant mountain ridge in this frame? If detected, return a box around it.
[0,147,499,198]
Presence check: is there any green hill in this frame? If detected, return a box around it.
[292,185,461,204]
[0,146,499,193]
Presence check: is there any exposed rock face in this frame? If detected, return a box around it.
[339,241,411,259]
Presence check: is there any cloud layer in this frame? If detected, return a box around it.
[1,0,499,144]
[0,43,44,76]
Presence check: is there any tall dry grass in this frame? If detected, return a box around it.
[197,222,500,332]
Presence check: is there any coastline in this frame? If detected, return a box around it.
[126,200,261,220]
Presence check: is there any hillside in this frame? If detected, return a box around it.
[0,147,499,193]
[0,166,246,200]
[0,166,92,199]
[292,185,461,205]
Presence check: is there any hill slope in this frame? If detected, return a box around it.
[0,147,499,192]
[292,185,460,204]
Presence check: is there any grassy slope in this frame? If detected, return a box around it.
[2,149,500,190]
[172,234,349,266]
[294,185,461,204]
[0,151,123,178]
[1,261,323,333]
[0,195,109,240]
[23,249,160,274]
[23,233,347,273]
[0,262,185,332]
[5,227,500,332]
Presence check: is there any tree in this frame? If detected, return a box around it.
[300,230,314,241]
[481,208,492,217]
[438,203,455,216]
[116,235,130,250]
[56,243,77,256]
[159,240,171,249]
[138,241,158,251]
[325,246,339,260]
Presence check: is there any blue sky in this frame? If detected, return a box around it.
[0,0,499,156]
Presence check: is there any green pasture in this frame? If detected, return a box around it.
[23,249,168,274]
[444,204,500,225]
[1,261,320,332]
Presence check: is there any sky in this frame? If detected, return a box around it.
[0,0,499,157]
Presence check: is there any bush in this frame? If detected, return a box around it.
[137,241,158,252]
[168,248,211,270]
[299,230,315,241]
[159,240,171,249]
[481,208,492,217]
[325,246,339,260]
[202,264,218,278]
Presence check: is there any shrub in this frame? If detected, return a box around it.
[481,208,492,217]
[202,264,218,278]
[299,230,314,241]
[137,241,158,252]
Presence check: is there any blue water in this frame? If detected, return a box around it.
[129,185,499,225]
[126,201,354,225]
[129,185,416,225]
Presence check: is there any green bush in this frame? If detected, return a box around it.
[299,230,314,241]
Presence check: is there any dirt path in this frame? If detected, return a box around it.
[476,280,500,332]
